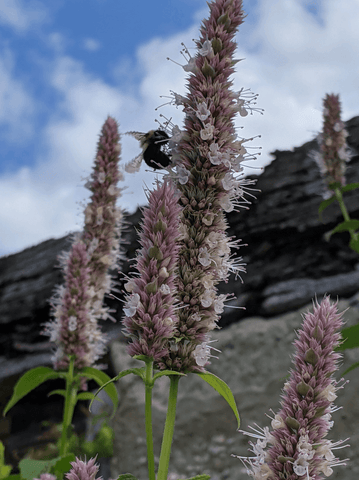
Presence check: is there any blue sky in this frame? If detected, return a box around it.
[0,0,358,257]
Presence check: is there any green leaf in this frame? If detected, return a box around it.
[19,458,59,480]
[340,182,359,193]
[88,367,145,414]
[76,392,98,402]
[3,367,61,416]
[195,372,240,429]
[116,475,139,480]
[0,475,21,480]
[153,370,186,382]
[336,324,359,350]
[342,361,359,375]
[81,367,119,417]
[48,389,66,398]
[49,453,75,479]
[349,236,359,254]
[329,219,359,236]
[133,354,151,362]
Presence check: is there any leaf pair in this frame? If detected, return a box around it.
[3,366,119,418]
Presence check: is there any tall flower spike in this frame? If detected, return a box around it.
[163,0,260,372]
[66,457,102,480]
[234,296,349,479]
[122,180,181,367]
[44,117,123,372]
[314,94,351,199]
[82,116,124,322]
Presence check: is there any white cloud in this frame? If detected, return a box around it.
[0,48,35,142]
[82,38,101,52]
[0,0,48,33]
[0,0,358,257]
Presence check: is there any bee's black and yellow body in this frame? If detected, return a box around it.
[125,129,172,172]
[140,130,172,170]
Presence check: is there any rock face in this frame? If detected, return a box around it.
[110,295,359,480]
[0,116,358,475]
[1,116,358,371]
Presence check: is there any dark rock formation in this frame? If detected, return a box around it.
[1,117,358,369]
[0,116,358,471]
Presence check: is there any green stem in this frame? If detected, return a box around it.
[59,357,78,456]
[157,375,180,480]
[334,187,359,243]
[145,360,155,480]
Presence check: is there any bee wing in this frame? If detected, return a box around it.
[124,153,143,173]
[125,131,146,142]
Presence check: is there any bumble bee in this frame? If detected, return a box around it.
[125,130,172,173]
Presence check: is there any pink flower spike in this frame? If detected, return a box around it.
[43,117,123,374]
[122,180,181,368]
[314,94,351,198]
[82,116,124,323]
[44,240,97,371]
[235,296,350,478]
[66,457,102,480]
[162,0,261,372]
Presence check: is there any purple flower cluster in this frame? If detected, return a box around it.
[314,94,351,198]
[161,0,261,372]
[65,457,102,480]
[44,117,123,371]
[122,180,181,366]
[82,116,123,322]
[235,296,349,479]
[44,241,94,371]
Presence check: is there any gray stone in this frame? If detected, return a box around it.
[110,296,359,480]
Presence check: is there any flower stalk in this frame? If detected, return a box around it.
[59,356,78,456]
[145,359,156,480]
[157,375,180,480]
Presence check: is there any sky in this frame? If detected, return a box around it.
[0,0,358,258]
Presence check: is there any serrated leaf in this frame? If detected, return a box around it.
[336,323,359,350]
[116,474,139,480]
[153,370,186,382]
[19,457,59,480]
[3,367,61,416]
[195,372,240,429]
[81,367,119,417]
[48,389,66,398]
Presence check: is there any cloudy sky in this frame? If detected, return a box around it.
[0,0,358,258]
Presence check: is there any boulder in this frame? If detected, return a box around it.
[110,294,359,480]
